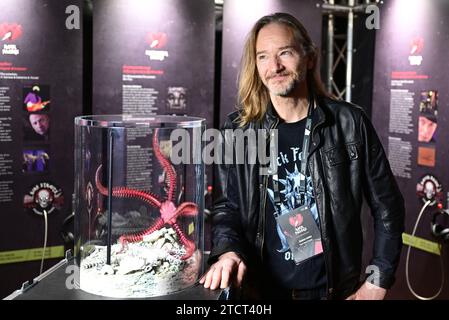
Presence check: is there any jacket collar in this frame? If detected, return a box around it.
[261,94,328,156]
[262,94,327,133]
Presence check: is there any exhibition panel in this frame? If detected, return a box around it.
[371,0,449,300]
[0,0,83,297]
[92,0,215,128]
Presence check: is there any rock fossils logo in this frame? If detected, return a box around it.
[1,23,22,55]
[410,37,424,55]
[23,182,64,215]
[0,23,22,41]
[145,32,168,61]
[145,32,167,49]
[289,213,303,228]
[289,213,307,235]
[409,36,424,66]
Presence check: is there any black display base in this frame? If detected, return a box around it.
[4,253,224,300]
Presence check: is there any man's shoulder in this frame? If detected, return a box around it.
[321,96,364,114]
[221,110,244,130]
[320,96,367,122]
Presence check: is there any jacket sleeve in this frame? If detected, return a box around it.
[359,110,405,289]
[207,116,249,265]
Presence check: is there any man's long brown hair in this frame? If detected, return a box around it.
[237,12,329,126]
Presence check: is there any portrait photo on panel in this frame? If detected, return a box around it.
[23,112,50,142]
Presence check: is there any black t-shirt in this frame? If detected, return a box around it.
[263,116,327,291]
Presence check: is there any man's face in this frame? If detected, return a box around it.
[255,23,309,97]
[29,114,49,135]
[418,116,437,142]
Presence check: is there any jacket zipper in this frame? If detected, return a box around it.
[260,118,279,260]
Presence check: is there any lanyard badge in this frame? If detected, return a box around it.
[277,205,323,264]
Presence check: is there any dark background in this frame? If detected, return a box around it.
[0,0,83,298]
[0,0,448,300]
[370,0,449,299]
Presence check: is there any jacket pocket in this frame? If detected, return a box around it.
[325,143,359,167]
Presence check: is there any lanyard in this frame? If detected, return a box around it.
[272,96,314,217]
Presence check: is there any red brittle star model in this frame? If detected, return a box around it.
[95,128,198,260]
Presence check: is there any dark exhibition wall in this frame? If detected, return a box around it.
[0,0,448,300]
[92,0,215,128]
[91,0,215,256]
[371,0,449,299]
[0,0,83,297]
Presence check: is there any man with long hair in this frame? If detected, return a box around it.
[200,13,404,300]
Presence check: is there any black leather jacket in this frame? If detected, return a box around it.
[209,96,405,299]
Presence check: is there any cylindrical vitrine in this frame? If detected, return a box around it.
[74,115,205,298]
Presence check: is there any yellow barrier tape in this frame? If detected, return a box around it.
[0,246,65,264]
[402,233,441,256]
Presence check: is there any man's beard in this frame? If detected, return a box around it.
[272,77,297,96]
[267,68,306,97]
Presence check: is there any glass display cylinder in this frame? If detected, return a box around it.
[74,115,205,298]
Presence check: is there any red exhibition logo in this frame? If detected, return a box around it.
[410,37,424,55]
[289,213,303,227]
[145,32,167,49]
[0,23,23,41]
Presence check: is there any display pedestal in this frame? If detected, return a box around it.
[4,253,223,300]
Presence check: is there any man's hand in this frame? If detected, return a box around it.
[199,251,247,290]
[346,281,387,300]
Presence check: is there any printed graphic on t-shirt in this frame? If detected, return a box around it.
[267,148,320,260]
